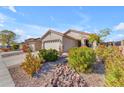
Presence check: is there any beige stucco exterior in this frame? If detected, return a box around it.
[41,30,89,52]
[24,29,90,52]
[25,38,42,51]
[41,31,63,51]
[65,31,89,40]
[65,30,89,46]
[63,36,78,52]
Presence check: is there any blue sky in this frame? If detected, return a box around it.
[0,6,124,42]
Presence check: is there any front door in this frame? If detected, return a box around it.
[85,39,89,47]
[78,40,81,47]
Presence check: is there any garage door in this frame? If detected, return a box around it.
[44,41,61,51]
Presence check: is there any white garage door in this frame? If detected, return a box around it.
[44,41,61,51]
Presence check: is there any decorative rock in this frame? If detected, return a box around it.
[9,63,88,87]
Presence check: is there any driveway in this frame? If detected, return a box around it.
[0,53,15,87]
[1,51,38,68]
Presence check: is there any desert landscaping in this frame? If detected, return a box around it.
[0,28,124,87]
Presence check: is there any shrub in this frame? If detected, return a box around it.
[0,48,11,52]
[21,51,42,77]
[22,44,32,52]
[95,45,107,60]
[38,49,59,62]
[12,44,20,50]
[68,46,96,73]
[104,46,124,87]
[95,45,120,60]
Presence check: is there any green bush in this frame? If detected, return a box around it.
[38,49,59,62]
[12,44,20,50]
[68,46,96,73]
[104,46,124,87]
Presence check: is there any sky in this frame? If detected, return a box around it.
[0,6,124,42]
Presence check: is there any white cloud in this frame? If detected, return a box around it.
[77,12,90,23]
[8,6,16,13]
[2,6,16,13]
[118,34,124,37]
[0,13,15,23]
[26,35,33,39]
[13,29,25,36]
[0,13,6,23]
[0,24,4,27]
[105,33,124,42]
[0,13,8,27]
[114,22,124,31]
[26,35,38,39]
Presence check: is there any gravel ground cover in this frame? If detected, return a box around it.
[9,58,104,87]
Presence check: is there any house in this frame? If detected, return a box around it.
[41,29,90,52]
[25,38,42,51]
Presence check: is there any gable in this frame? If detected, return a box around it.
[65,31,89,40]
[42,31,63,42]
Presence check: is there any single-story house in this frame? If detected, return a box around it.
[25,38,42,51]
[41,29,90,52]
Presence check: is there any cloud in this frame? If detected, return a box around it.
[8,6,16,13]
[105,33,124,42]
[26,35,34,39]
[2,6,16,13]
[13,29,25,36]
[77,12,90,23]
[0,13,6,23]
[118,34,124,37]
[0,24,4,27]
[0,12,15,23]
[0,13,8,27]
[114,22,124,31]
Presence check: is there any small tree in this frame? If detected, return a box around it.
[0,30,17,47]
[88,34,101,44]
[98,28,111,41]
[88,28,111,45]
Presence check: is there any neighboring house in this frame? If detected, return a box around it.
[41,29,90,52]
[25,38,42,51]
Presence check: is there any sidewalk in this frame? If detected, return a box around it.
[0,51,38,87]
[0,54,15,87]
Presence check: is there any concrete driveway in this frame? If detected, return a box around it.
[0,51,38,87]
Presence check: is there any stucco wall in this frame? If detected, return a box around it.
[63,36,78,52]
[25,40,41,51]
[42,32,63,42]
[66,31,89,40]
[42,32,63,49]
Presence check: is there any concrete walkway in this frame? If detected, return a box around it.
[2,53,26,67]
[0,54,15,87]
[2,51,37,67]
[0,51,39,87]
[0,51,28,87]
